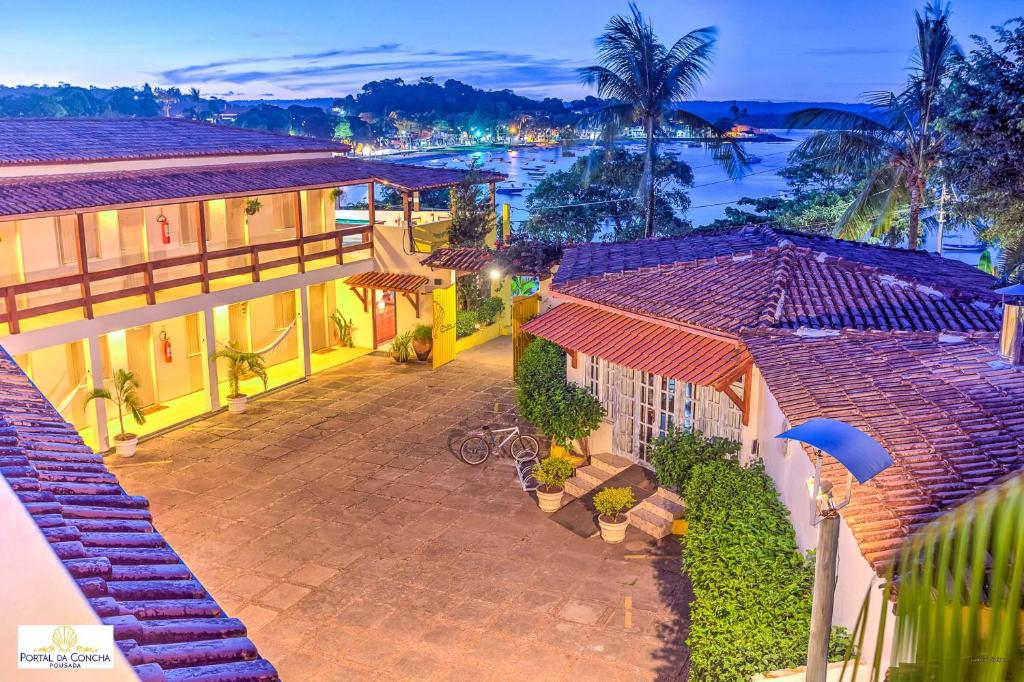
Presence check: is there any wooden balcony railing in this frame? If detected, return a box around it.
[0,225,372,334]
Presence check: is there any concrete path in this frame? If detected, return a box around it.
[112,352,691,681]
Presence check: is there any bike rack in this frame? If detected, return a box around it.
[515,452,540,492]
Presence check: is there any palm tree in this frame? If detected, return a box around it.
[214,343,268,399]
[787,3,960,249]
[581,3,741,238]
[840,471,1023,681]
[84,369,146,441]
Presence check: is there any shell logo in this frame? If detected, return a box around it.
[51,626,78,653]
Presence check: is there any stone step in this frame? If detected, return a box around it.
[564,477,592,498]
[656,487,685,509]
[589,452,633,475]
[575,465,615,488]
[642,494,686,522]
[628,508,672,539]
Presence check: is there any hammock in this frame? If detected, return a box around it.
[217,320,296,357]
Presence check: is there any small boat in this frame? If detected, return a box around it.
[747,155,763,164]
[561,150,575,157]
[943,242,987,252]
[496,185,526,195]
[687,142,701,148]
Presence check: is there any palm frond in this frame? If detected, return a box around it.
[836,165,906,241]
[795,130,890,177]
[785,107,891,133]
[84,387,111,404]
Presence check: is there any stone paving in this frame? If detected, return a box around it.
[112,347,691,681]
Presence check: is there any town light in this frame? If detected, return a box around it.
[489,268,502,281]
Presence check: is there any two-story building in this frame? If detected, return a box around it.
[0,118,503,451]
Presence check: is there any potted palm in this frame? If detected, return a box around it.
[330,309,355,347]
[594,486,635,543]
[389,331,413,363]
[244,198,262,216]
[214,343,268,414]
[410,324,433,361]
[85,369,146,457]
[533,455,574,512]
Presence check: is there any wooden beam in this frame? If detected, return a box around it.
[367,181,375,226]
[75,213,94,319]
[144,262,156,305]
[741,367,753,426]
[402,291,418,316]
[4,288,19,335]
[250,246,260,282]
[294,191,305,274]
[488,181,496,211]
[351,286,368,312]
[402,191,414,252]
[196,202,210,293]
[569,349,578,369]
[412,191,421,211]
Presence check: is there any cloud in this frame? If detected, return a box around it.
[156,45,582,98]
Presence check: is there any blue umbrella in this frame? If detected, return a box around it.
[777,418,893,484]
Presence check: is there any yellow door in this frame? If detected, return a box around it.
[512,293,540,377]
[431,283,457,369]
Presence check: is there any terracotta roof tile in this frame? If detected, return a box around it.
[344,271,428,293]
[0,117,346,165]
[0,348,279,680]
[522,303,751,386]
[0,157,505,218]
[741,329,1024,572]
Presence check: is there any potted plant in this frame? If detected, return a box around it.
[593,486,635,543]
[330,309,355,347]
[410,324,433,361]
[244,198,262,216]
[85,369,146,457]
[389,331,413,363]
[214,342,268,414]
[533,455,574,512]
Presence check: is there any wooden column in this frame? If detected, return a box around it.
[294,191,306,274]
[402,191,414,252]
[196,202,210,293]
[412,191,421,211]
[75,214,94,319]
[488,181,496,211]
[367,182,376,226]
[4,288,18,335]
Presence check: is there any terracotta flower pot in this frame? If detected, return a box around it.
[227,395,248,414]
[412,338,432,362]
[536,485,564,513]
[114,433,138,457]
[598,514,629,543]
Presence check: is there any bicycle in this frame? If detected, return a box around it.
[458,422,540,466]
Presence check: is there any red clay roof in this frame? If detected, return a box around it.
[421,247,495,273]
[522,303,751,387]
[344,271,428,293]
[742,328,1024,572]
[0,117,347,165]
[0,349,278,680]
[0,157,505,218]
[553,228,1000,335]
[554,225,999,301]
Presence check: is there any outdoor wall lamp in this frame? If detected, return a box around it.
[778,418,893,682]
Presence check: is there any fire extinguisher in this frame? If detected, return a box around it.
[157,214,171,245]
[159,331,172,363]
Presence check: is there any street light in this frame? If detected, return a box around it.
[777,418,893,682]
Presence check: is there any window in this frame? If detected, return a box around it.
[55,215,99,264]
[273,292,296,330]
[586,355,601,400]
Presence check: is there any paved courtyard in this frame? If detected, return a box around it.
[113,345,691,680]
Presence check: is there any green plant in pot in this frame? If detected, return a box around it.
[85,369,146,457]
[533,455,575,512]
[549,385,605,459]
[244,197,262,216]
[410,324,433,361]
[330,309,355,348]
[214,342,268,414]
[389,331,413,363]
[593,486,635,543]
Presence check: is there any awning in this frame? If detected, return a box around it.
[344,271,428,293]
[521,303,751,387]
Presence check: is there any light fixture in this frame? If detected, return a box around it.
[489,268,502,281]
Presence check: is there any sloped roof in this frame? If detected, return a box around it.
[0,117,346,165]
[0,349,278,680]
[521,303,751,387]
[344,271,428,293]
[0,157,505,218]
[554,225,999,301]
[553,226,1000,335]
[742,328,1024,572]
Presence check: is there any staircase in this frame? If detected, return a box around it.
[628,488,686,539]
[563,453,686,540]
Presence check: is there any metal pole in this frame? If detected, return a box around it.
[937,180,947,255]
[806,512,841,682]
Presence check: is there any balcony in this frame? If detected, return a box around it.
[336,208,451,254]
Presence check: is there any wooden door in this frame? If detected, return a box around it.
[125,325,156,407]
[431,283,456,369]
[373,290,396,347]
[309,283,329,351]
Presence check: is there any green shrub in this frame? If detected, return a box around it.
[593,486,635,520]
[533,456,574,492]
[649,425,740,493]
[516,339,567,435]
[684,460,814,681]
[548,385,605,449]
[410,324,433,343]
[389,331,413,362]
[455,309,479,338]
[475,296,504,326]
